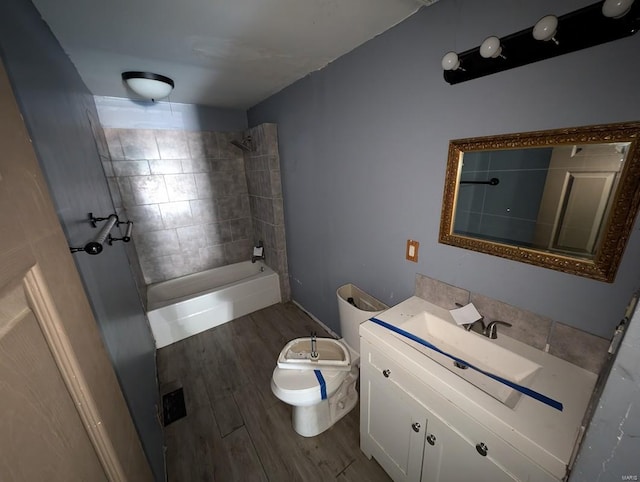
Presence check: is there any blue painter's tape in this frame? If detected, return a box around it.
[314,370,327,400]
[369,317,563,412]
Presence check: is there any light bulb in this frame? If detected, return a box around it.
[533,15,559,45]
[441,51,461,71]
[480,36,505,59]
[602,0,635,18]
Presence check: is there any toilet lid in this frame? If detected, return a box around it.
[272,367,347,406]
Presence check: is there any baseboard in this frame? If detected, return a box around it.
[291,299,340,339]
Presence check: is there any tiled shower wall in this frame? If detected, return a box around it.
[245,124,291,301]
[103,128,252,285]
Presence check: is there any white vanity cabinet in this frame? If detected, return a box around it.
[360,338,559,482]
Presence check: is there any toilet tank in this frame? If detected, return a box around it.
[336,284,388,354]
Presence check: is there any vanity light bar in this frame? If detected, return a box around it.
[443,0,639,84]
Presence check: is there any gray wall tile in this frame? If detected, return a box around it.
[470,292,552,350]
[273,198,284,225]
[194,172,216,198]
[112,125,285,287]
[130,175,169,204]
[203,221,232,246]
[190,199,219,224]
[177,225,205,252]
[149,159,183,175]
[186,131,207,158]
[230,217,252,241]
[224,239,251,264]
[104,128,125,160]
[136,229,181,259]
[414,273,470,309]
[164,173,198,201]
[199,245,226,268]
[116,176,136,206]
[219,195,250,220]
[107,177,122,209]
[160,201,193,228]
[102,160,114,177]
[270,170,282,197]
[125,204,164,232]
[548,322,609,374]
[212,158,239,171]
[112,160,151,177]
[244,155,268,171]
[182,158,211,173]
[155,129,189,159]
[120,129,160,160]
[217,131,240,159]
[268,155,280,171]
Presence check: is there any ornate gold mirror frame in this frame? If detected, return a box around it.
[439,121,640,282]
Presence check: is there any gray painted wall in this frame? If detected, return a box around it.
[0,0,164,479]
[248,0,640,339]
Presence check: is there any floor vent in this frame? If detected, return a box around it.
[162,387,187,426]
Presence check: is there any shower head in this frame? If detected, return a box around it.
[230,136,254,152]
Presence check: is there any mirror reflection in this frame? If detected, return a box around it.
[439,122,640,282]
[454,143,629,258]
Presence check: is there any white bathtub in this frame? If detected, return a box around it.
[147,260,281,348]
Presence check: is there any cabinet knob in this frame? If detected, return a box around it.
[476,442,488,456]
[411,422,421,433]
[426,434,436,445]
[382,369,391,378]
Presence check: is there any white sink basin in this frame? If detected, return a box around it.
[396,312,541,408]
[277,337,351,371]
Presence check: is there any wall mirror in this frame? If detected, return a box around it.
[439,122,640,282]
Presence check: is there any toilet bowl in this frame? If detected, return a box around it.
[271,284,388,437]
[271,340,359,437]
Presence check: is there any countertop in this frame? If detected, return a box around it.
[360,296,597,479]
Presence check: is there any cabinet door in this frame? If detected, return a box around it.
[362,369,427,482]
[421,409,518,482]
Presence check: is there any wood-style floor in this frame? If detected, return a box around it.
[157,302,391,481]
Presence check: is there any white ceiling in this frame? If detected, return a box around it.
[32,0,433,109]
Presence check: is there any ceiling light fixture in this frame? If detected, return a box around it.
[121,71,174,101]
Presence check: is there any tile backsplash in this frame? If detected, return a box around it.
[414,273,610,374]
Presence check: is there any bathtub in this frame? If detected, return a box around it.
[147,260,281,348]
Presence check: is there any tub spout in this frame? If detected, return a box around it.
[252,240,265,263]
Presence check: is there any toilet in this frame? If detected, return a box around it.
[271,284,388,437]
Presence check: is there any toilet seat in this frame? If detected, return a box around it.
[271,367,347,406]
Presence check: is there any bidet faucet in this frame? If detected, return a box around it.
[310,331,318,360]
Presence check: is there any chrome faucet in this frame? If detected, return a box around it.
[310,331,318,360]
[485,320,512,339]
[454,303,512,339]
[251,240,265,263]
